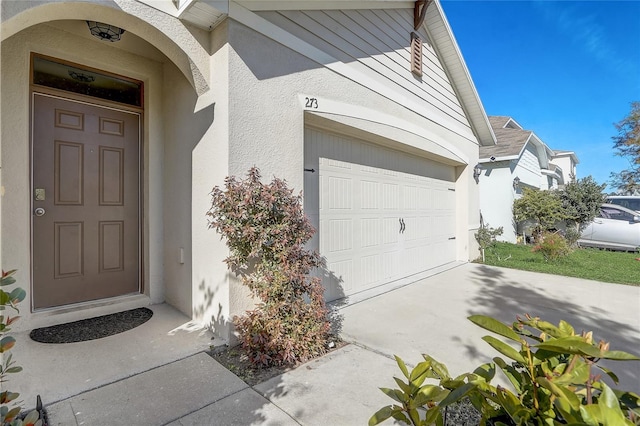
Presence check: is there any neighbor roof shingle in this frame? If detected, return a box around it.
[480,117,532,160]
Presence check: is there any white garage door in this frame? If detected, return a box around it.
[304,128,457,301]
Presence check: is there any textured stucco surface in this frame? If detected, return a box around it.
[2,2,483,339]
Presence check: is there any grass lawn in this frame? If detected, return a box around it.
[480,242,640,286]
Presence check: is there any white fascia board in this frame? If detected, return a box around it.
[479,155,517,163]
[425,0,496,147]
[228,1,480,145]
[525,133,550,168]
[236,0,412,11]
[504,117,524,130]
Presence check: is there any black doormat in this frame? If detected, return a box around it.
[29,307,153,344]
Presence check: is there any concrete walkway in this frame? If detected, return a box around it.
[26,263,640,425]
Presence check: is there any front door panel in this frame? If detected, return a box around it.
[32,94,140,309]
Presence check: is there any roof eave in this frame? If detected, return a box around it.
[424,0,496,147]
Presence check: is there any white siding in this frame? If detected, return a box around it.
[256,9,471,133]
[516,143,543,189]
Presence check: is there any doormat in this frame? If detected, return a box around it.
[29,307,153,344]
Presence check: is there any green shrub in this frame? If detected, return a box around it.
[208,168,330,367]
[514,189,567,240]
[532,231,571,261]
[475,224,503,263]
[1,270,43,426]
[371,314,640,426]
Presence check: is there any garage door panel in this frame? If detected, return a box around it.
[305,127,457,301]
[326,219,353,253]
[360,217,381,247]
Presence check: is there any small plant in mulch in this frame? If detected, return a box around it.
[208,167,332,368]
[1,270,46,426]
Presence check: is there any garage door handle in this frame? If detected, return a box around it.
[399,218,405,233]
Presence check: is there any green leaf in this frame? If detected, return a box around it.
[380,387,406,405]
[554,360,590,386]
[0,290,9,305]
[395,355,409,379]
[393,377,412,395]
[482,336,526,364]
[599,349,640,361]
[579,405,601,426]
[4,366,22,374]
[409,360,432,386]
[413,385,449,407]
[537,377,581,411]
[536,337,602,358]
[596,365,620,384]
[23,410,41,424]
[558,320,575,337]
[0,336,16,353]
[597,383,631,425]
[423,354,450,381]
[424,407,442,425]
[469,315,523,343]
[613,389,640,410]
[493,357,523,394]
[8,287,26,304]
[472,362,496,382]
[439,382,476,407]
[369,406,395,426]
[408,408,421,425]
[527,319,564,339]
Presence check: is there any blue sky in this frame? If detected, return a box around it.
[440,0,640,189]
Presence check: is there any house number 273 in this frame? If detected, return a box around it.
[305,97,318,109]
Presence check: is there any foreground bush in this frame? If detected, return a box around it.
[371,314,640,425]
[208,168,330,367]
[1,270,43,426]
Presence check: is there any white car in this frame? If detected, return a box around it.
[606,196,640,214]
[578,204,640,251]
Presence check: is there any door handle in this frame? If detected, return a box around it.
[399,218,405,234]
[34,207,46,217]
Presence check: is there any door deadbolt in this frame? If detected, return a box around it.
[34,207,45,217]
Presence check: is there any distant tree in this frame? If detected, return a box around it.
[559,176,607,245]
[610,101,640,194]
[513,188,566,240]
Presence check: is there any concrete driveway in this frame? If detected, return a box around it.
[251,262,640,425]
[40,263,639,425]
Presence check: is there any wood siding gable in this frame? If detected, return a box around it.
[256,8,473,138]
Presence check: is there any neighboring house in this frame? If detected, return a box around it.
[1,0,495,340]
[478,116,578,243]
[550,150,579,187]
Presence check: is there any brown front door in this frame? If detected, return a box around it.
[32,93,140,309]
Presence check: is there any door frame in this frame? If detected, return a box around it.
[29,58,144,312]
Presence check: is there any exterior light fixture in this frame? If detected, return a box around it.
[513,176,521,190]
[86,21,125,42]
[68,70,95,83]
[473,163,482,183]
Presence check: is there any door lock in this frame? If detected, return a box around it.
[34,207,46,217]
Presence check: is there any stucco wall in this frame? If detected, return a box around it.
[478,163,517,243]
[1,3,485,338]
[223,19,481,318]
